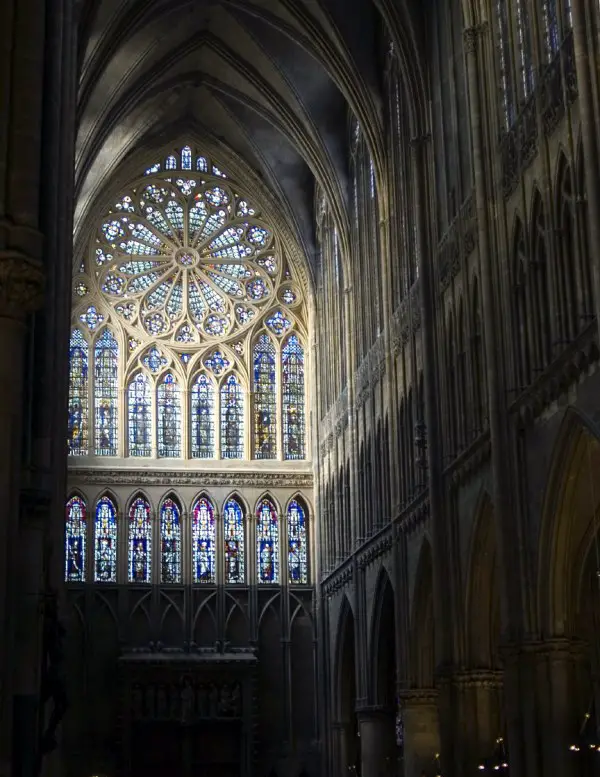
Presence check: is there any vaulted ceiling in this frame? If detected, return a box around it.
[75,0,424,273]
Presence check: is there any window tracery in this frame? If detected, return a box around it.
[69,144,308,461]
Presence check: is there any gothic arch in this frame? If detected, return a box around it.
[538,407,600,636]
[464,492,501,667]
[409,536,435,687]
[369,567,397,707]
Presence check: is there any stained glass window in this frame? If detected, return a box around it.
[287,500,308,584]
[157,373,181,457]
[128,373,152,456]
[128,496,152,583]
[282,335,305,460]
[94,495,118,582]
[496,0,515,128]
[68,330,88,455]
[220,374,244,459]
[256,498,279,584]
[223,498,245,584]
[65,495,86,582]
[94,329,119,456]
[192,497,216,583]
[253,335,277,459]
[191,373,215,458]
[160,497,182,583]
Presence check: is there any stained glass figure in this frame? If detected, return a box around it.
[220,374,244,459]
[128,373,152,456]
[192,497,216,583]
[223,498,245,584]
[94,496,118,582]
[181,146,192,170]
[94,329,119,456]
[65,495,86,582]
[253,335,276,459]
[287,500,308,584]
[191,374,215,458]
[256,499,279,584]
[157,373,181,457]
[282,335,305,460]
[160,497,182,583]
[128,496,152,583]
[142,346,168,373]
[68,329,88,455]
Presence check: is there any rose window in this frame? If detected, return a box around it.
[93,173,283,343]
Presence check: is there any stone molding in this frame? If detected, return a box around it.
[398,688,438,707]
[68,468,313,488]
[0,254,44,318]
[451,669,503,690]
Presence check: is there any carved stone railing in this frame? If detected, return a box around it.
[436,194,477,292]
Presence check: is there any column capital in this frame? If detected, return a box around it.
[398,688,438,707]
[463,22,489,53]
[0,254,44,319]
[355,703,395,722]
[452,669,503,690]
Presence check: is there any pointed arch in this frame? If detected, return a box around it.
[223,495,246,584]
[68,329,89,456]
[190,371,215,459]
[470,276,486,433]
[157,371,181,457]
[253,332,277,459]
[94,493,118,583]
[464,492,501,667]
[93,327,119,456]
[65,493,87,582]
[220,372,244,459]
[128,493,152,583]
[159,494,182,584]
[530,190,552,369]
[256,496,280,584]
[287,497,309,584]
[512,215,530,388]
[538,407,600,634]
[282,333,306,460]
[191,494,216,584]
[369,568,397,707]
[127,371,152,457]
[555,152,578,341]
[410,537,434,687]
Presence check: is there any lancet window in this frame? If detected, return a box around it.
[160,496,182,583]
[224,498,245,584]
[128,496,152,582]
[68,144,308,461]
[94,495,118,582]
[65,495,86,582]
[256,498,279,584]
[192,496,216,583]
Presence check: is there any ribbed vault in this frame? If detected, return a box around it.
[75,0,425,271]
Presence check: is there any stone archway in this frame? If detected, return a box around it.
[334,599,359,775]
[537,408,600,774]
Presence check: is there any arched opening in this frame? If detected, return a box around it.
[336,602,359,775]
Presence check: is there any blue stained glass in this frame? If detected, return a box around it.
[224,499,245,584]
[196,156,208,172]
[128,374,152,456]
[128,497,152,583]
[192,497,216,583]
[160,497,182,583]
[253,335,276,459]
[204,350,230,376]
[256,499,279,584]
[68,330,88,456]
[287,500,308,584]
[282,335,306,460]
[157,373,181,457]
[94,496,118,582]
[166,155,177,170]
[94,329,119,456]
[65,496,86,582]
[181,146,192,170]
[220,374,244,459]
[80,305,104,331]
[266,310,291,336]
[142,346,168,373]
[191,374,215,458]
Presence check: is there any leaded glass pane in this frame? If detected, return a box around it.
[68,329,88,455]
[282,335,305,460]
[220,374,244,459]
[160,497,182,583]
[128,373,152,456]
[191,374,215,458]
[128,496,152,583]
[256,499,279,584]
[94,496,117,582]
[157,373,181,457]
[224,499,245,584]
[94,329,119,455]
[253,335,277,459]
[192,497,216,583]
[65,495,86,582]
[287,500,308,584]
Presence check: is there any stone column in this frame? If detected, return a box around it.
[453,670,503,774]
[357,706,396,777]
[399,690,440,777]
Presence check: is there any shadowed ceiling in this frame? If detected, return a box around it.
[75,0,424,272]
